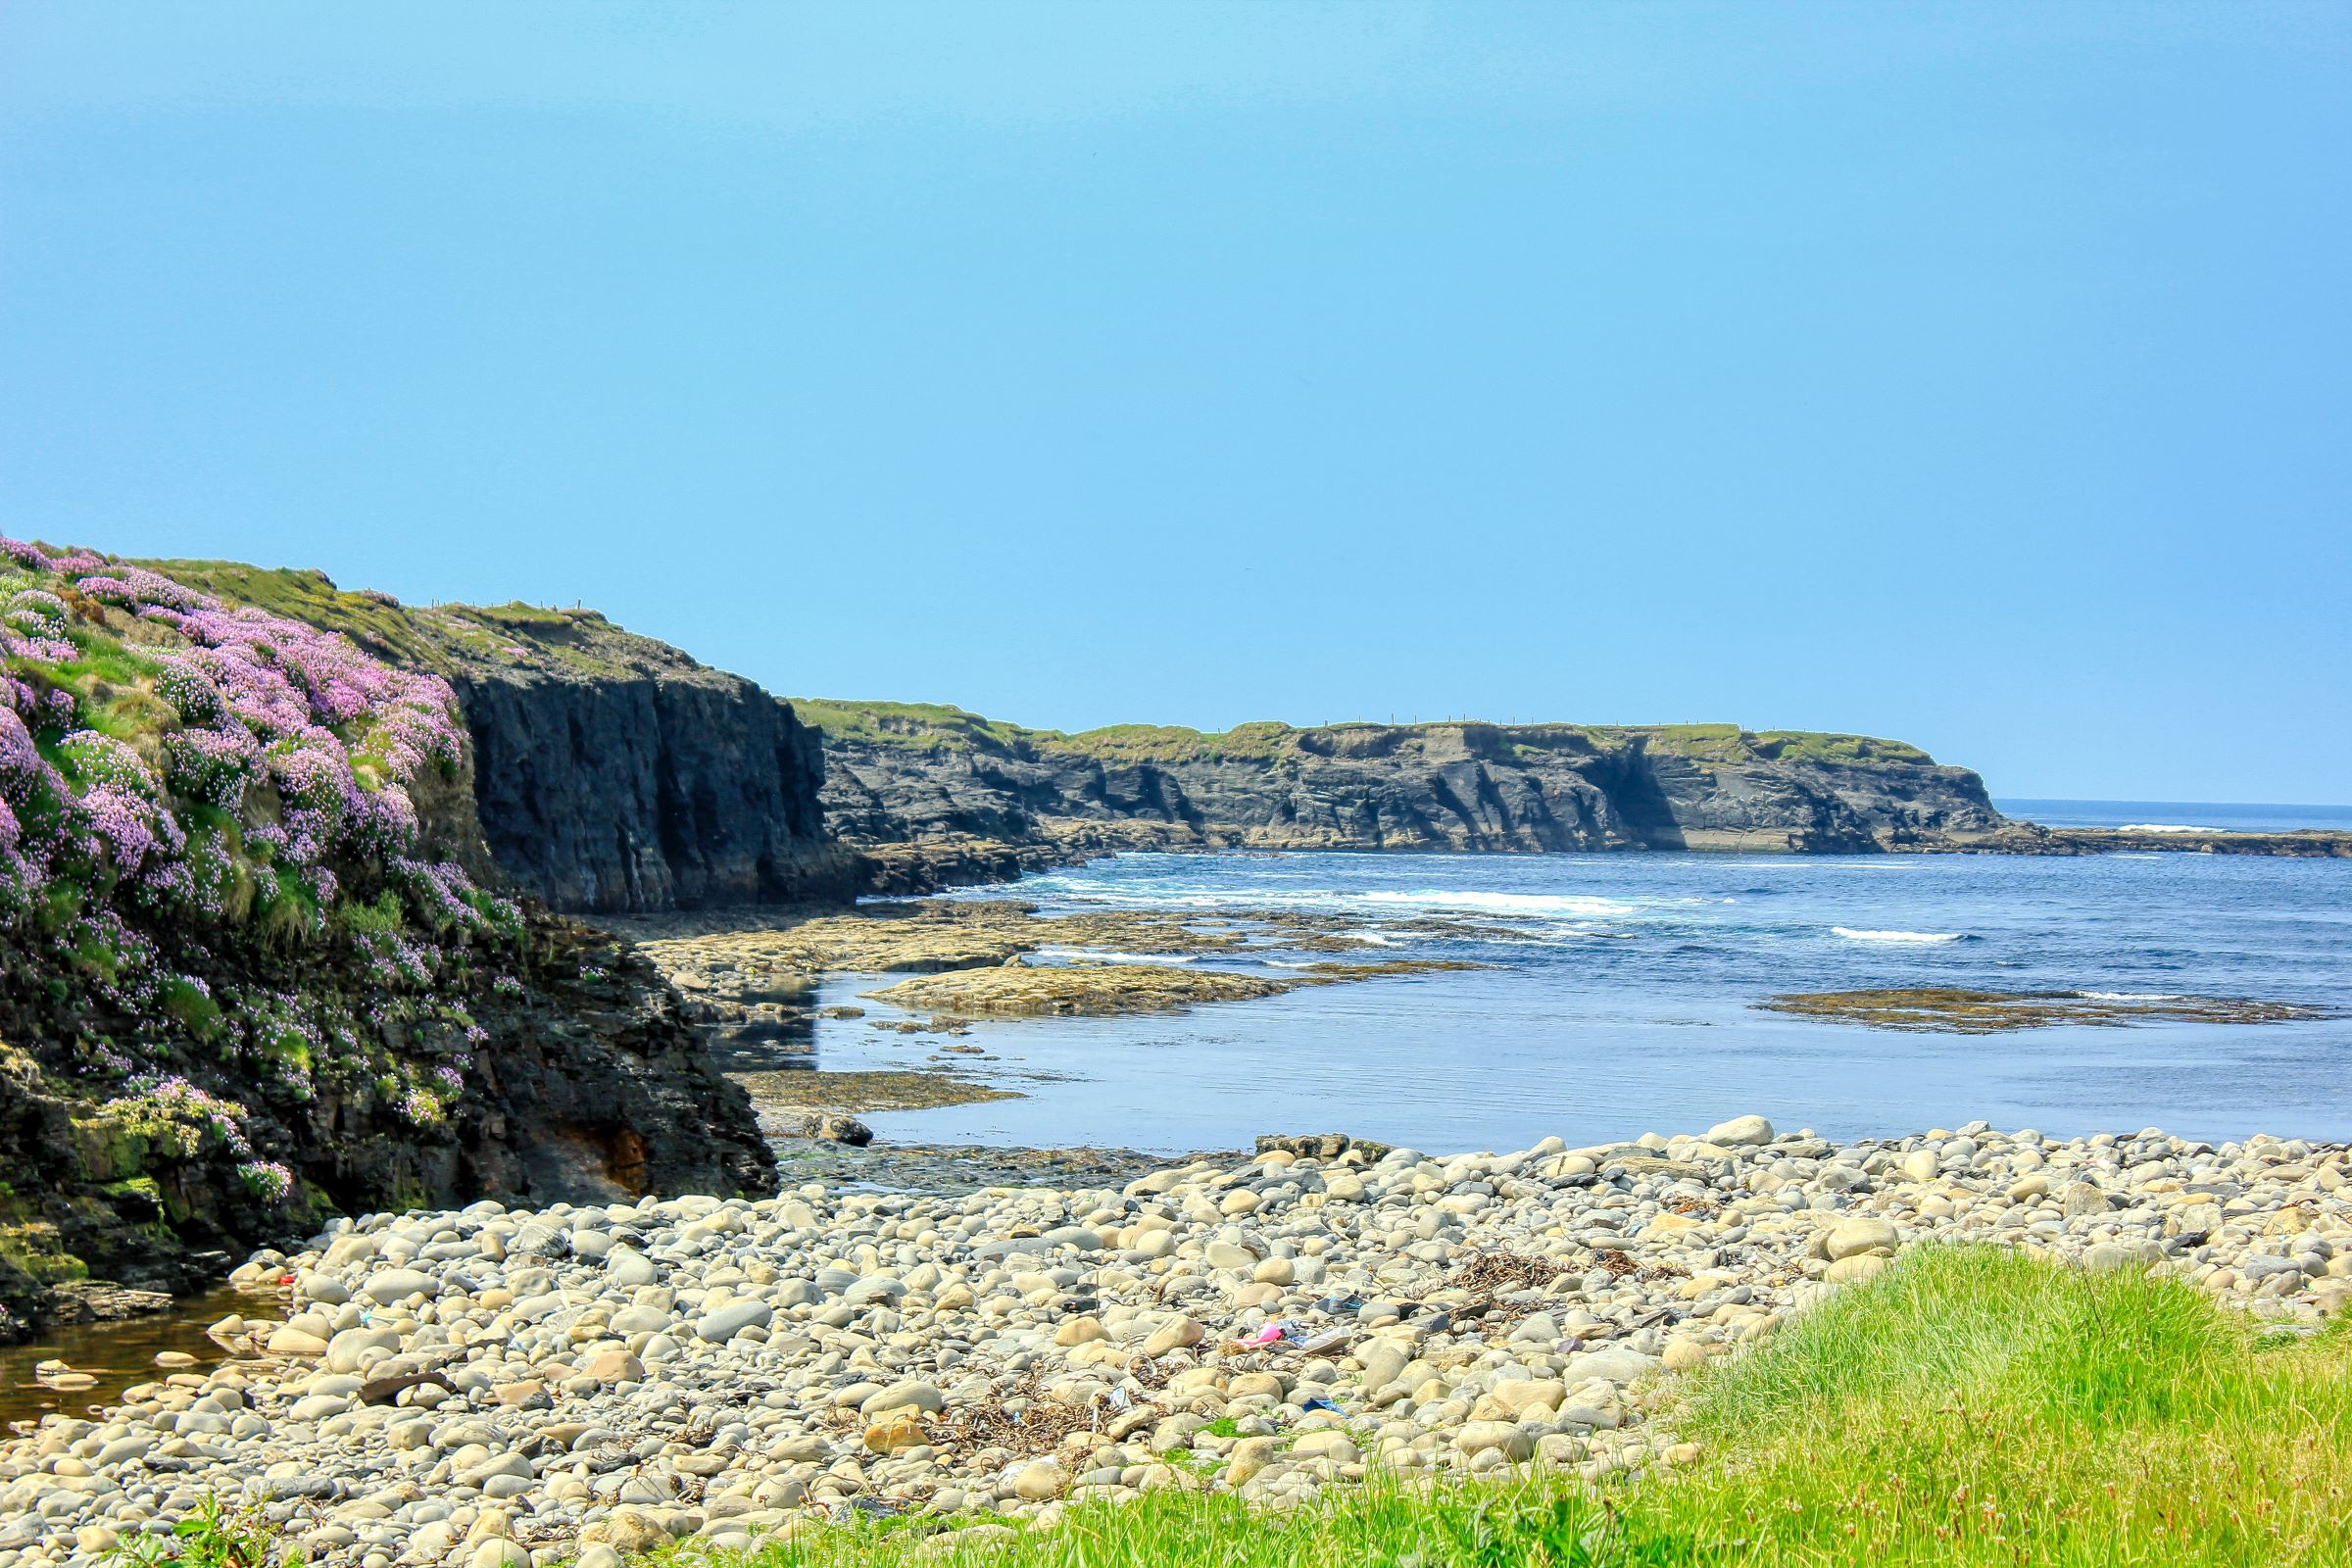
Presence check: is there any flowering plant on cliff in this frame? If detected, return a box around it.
[0,537,468,900]
[0,535,516,1200]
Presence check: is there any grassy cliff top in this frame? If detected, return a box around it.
[138,561,719,685]
[790,698,1939,768]
[135,564,1940,769]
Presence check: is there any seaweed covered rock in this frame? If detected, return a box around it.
[0,539,771,1337]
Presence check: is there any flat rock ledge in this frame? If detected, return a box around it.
[3,1119,2347,1568]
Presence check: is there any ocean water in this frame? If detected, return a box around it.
[1998,798,2352,833]
[809,847,2352,1155]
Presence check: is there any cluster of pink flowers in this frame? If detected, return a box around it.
[101,1074,256,1158]
[358,928,439,988]
[236,1159,294,1203]
[0,537,524,1169]
[391,854,514,933]
[161,724,262,808]
[397,1086,448,1126]
[0,537,470,906]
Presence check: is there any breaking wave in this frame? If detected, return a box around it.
[1831,926,1966,945]
[1363,890,1636,917]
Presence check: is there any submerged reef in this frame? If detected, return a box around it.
[1757,988,2329,1033]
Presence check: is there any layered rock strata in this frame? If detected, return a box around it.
[803,704,2007,861]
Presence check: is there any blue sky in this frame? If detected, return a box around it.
[3,5,2346,802]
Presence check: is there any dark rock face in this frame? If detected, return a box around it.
[0,560,803,1339]
[0,906,774,1340]
[435,919,777,1204]
[458,665,842,913]
[819,719,2007,858]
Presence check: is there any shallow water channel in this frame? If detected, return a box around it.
[0,1285,282,1433]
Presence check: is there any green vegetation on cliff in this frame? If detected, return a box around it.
[785,699,1037,755]
[0,541,776,1332]
[793,697,1944,769]
[137,560,704,685]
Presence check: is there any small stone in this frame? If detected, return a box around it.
[1824,1216,1899,1261]
[1144,1315,1203,1356]
[1012,1459,1069,1500]
[1292,1430,1360,1462]
[363,1268,442,1304]
[696,1299,775,1342]
[1223,1437,1278,1486]
[1054,1316,1106,1348]
[1454,1421,1534,1461]
[864,1413,928,1455]
[606,1249,660,1288]
[2061,1183,2113,1218]
[860,1380,945,1418]
[1203,1241,1258,1270]
[1356,1338,1413,1392]
[1702,1115,1773,1147]
[584,1348,644,1384]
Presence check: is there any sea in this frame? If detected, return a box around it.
[1995,799,2352,834]
[806,803,2352,1156]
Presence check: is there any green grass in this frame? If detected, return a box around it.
[107,1494,275,1568]
[1748,729,1936,766]
[785,699,1043,755]
[636,1249,2349,1568]
[659,1480,1624,1568]
[1638,724,1937,767]
[134,558,625,677]
[788,697,1943,772]
[132,559,455,667]
[1613,1246,2352,1565]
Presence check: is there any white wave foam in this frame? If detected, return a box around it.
[1362,890,1635,917]
[1831,926,1965,945]
[2117,823,2223,834]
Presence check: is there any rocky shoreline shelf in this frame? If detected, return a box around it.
[3,1118,2343,1568]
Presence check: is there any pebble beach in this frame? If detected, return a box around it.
[5,1117,2348,1568]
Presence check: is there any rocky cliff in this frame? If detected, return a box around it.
[146,564,847,913]
[0,544,775,1337]
[147,567,2024,902]
[799,703,2009,858]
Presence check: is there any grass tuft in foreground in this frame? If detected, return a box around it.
[1614,1245,2352,1565]
[667,1247,2350,1568]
